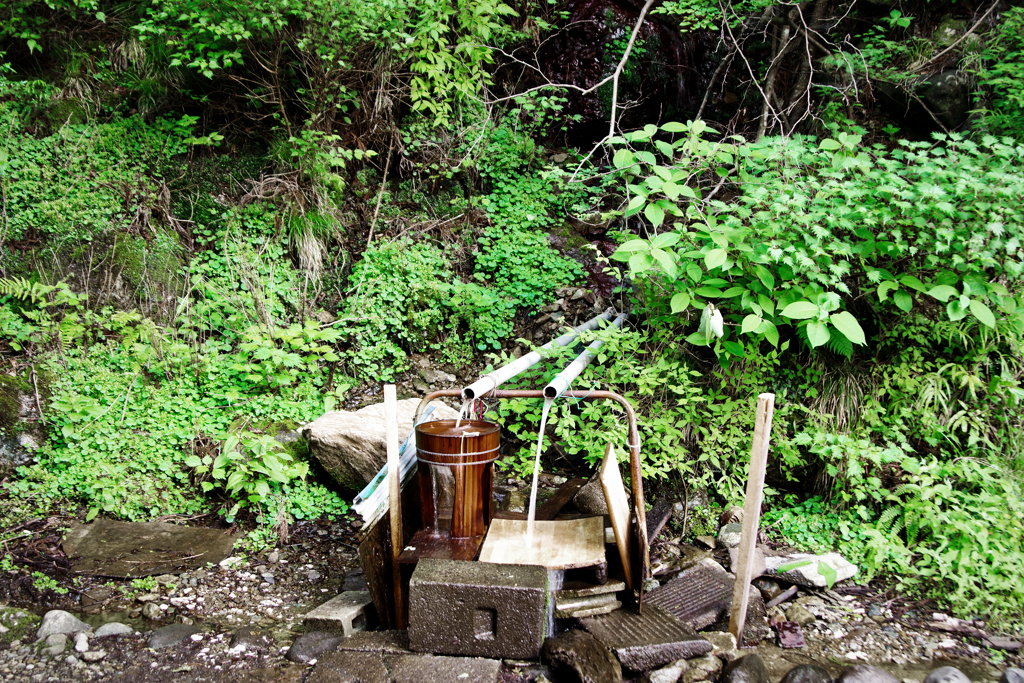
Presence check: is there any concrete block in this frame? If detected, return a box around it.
[335,630,410,654]
[388,654,501,683]
[408,559,547,659]
[303,591,375,636]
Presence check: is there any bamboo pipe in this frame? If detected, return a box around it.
[543,312,626,399]
[414,388,651,608]
[461,308,616,400]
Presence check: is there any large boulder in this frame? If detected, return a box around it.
[303,398,459,491]
[875,71,973,136]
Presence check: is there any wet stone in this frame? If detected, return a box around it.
[287,631,345,663]
[836,665,901,683]
[775,622,805,649]
[230,626,272,649]
[721,654,770,683]
[36,610,91,640]
[1001,669,1024,683]
[42,633,67,656]
[683,654,724,683]
[643,659,688,683]
[754,578,784,603]
[924,668,971,683]
[82,649,106,662]
[580,603,713,671]
[388,654,501,683]
[307,651,388,683]
[702,631,738,661]
[786,604,816,626]
[542,629,622,683]
[94,622,133,638]
[718,523,743,548]
[988,637,1024,652]
[781,664,834,683]
[148,623,203,649]
[142,602,162,620]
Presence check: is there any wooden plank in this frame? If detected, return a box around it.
[599,443,634,590]
[535,477,587,521]
[384,384,406,630]
[358,470,422,630]
[396,529,484,564]
[478,517,604,570]
[728,393,775,641]
[492,510,528,520]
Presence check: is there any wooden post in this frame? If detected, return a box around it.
[384,384,406,629]
[729,393,775,643]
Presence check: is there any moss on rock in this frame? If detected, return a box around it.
[0,606,40,645]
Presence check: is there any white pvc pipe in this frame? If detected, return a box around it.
[462,308,617,400]
[543,313,627,399]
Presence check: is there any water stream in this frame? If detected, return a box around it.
[525,397,555,545]
[454,399,471,429]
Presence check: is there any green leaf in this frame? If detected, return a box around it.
[753,265,775,289]
[893,290,912,312]
[704,248,727,270]
[617,239,648,253]
[661,121,687,132]
[741,314,761,334]
[650,232,680,250]
[877,281,899,301]
[829,311,866,345]
[969,299,996,328]
[948,297,969,322]
[695,287,724,298]
[927,285,959,302]
[806,321,831,348]
[723,340,745,357]
[625,195,646,214]
[686,263,702,282]
[95,11,106,21]
[780,301,819,319]
[819,139,842,151]
[671,292,690,313]
[651,248,677,278]
[818,561,838,589]
[763,321,779,347]
[645,202,665,227]
[899,275,927,292]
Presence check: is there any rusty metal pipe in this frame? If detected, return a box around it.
[416,389,651,605]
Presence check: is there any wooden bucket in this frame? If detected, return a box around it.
[415,419,499,539]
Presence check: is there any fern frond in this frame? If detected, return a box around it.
[877,505,905,536]
[827,328,854,358]
[0,277,52,304]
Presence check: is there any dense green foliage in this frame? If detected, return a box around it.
[1,0,1024,627]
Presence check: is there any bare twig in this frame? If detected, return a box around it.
[911,0,999,74]
[609,0,658,139]
[30,365,44,425]
[366,140,395,249]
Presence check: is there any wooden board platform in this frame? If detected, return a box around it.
[396,529,484,564]
[477,517,605,570]
[600,443,635,589]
